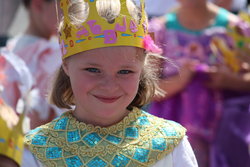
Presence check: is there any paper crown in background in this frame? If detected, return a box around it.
[0,99,25,166]
[58,0,148,59]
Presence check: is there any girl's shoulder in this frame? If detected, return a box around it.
[24,111,70,143]
[209,3,240,26]
[142,110,186,137]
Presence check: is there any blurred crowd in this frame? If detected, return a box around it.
[0,0,250,167]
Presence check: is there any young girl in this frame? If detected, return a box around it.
[148,0,250,167]
[24,0,198,166]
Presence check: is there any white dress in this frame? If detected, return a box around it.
[0,48,33,109]
[7,35,62,119]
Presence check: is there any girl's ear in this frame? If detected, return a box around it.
[62,60,69,76]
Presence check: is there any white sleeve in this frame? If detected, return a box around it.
[153,136,198,167]
[22,148,43,167]
[173,136,198,167]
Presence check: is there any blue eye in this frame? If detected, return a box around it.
[85,68,100,73]
[118,70,133,74]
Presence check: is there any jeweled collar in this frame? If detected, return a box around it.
[25,108,186,167]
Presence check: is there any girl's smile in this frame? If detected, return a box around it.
[93,95,122,104]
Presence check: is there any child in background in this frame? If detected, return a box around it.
[3,0,62,166]
[0,48,33,167]
[6,0,62,130]
[24,0,198,166]
[148,0,250,167]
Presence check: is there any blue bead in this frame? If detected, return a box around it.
[67,130,81,142]
[106,135,122,145]
[15,145,21,151]
[133,148,149,163]
[162,127,177,137]
[46,147,62,159]
[152,138,167,151]
[138,116,150,126]
[125,127,138,139]
[54,117,69,130]
[111,154,130,167]
[66,156,84,167]
[83,133,101,147]
[31,135,48,146]
[0,138,5,143]
[87,157,107,167]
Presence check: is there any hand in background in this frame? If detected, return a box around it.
[154,60,199,101]
[205,65,250,92]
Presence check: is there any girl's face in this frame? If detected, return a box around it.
[63,46,144,126]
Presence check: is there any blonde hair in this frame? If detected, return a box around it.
[51,0,164,110]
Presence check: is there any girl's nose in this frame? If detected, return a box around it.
[99,75,119,90]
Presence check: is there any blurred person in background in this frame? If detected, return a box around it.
[0,0,21,47]
[3,0,62,166]
[0,48,33,167]
[148,0,250,167]
[6,0,62,130]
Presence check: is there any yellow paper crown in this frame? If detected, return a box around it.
[59,0,147,59]
[0,99,24,166]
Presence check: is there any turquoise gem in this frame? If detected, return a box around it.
[66,156,84,167]
[87,157,107,167]
[31,135,48,146]
[111,154,130,167]
[83,133,101,147]
[138,116,150,126]
[67,130,81,142]
[46,147,62,159]
[162,127,177,136]
[54,117,69,130]
[152,138,167,151]
[106,135,122,145]
[133,148,149,163]
[125,127,138,139]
